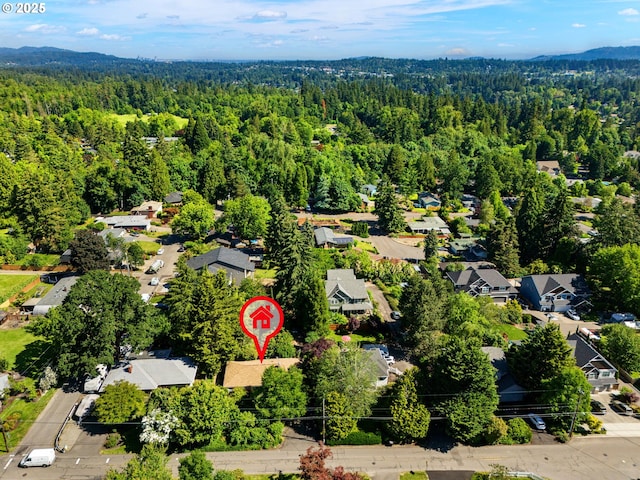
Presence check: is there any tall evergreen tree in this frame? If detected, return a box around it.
[374,176,406,234]
[486,218,520,278]
[515,185,544,264]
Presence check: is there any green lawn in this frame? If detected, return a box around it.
[255,268,277,280]
[494,323,528,341]
[108,113,189,129]
[136,241,162,255]
[14,254,60,267]
[354,240,377,252]
[400,472,429,480]
[0,327,52,377]
[0,389,56,451]
[0,274,39,303]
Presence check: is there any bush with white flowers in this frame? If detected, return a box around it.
[140,408,178,444]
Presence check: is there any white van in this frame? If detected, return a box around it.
[19,448,56,467]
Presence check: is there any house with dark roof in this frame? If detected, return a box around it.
[482,347,526,403]
[567,334,618,393]
[163,191,183,205]
[446,267,517,303]
[520,274,591,312]
[325,269,373,314]
[314,227,354,249]
[186,246,255,284]
[366,349,390,388]
[417,192,442,210]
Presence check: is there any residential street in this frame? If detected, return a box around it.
[4,434,640,480]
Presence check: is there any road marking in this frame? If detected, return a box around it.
[3,458,13,470]
[76,458,80,465]
[106,458,110,463]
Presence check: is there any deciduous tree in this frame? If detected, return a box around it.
[29,271,167,378]
[388,368,430,443]
[69,230,110,273]
[95,381,146,424]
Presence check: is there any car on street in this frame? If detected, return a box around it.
[149,277,160,286]
[391,311,401,320]
[590,399,607,415]
[566,309,581,321]
[546,313,558,321]
[610,400,633,415]
[527,413,546,430]
[157,248,165,255]
[177,245,186,252]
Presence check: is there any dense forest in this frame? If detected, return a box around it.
[0,52,639,266]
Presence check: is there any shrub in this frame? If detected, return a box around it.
[554,430,570,443]
[484,416,508,445]
[585,414,605,434]
[505,417,532,444]
[9,378,37,401]
[38,366,57,392]
[327,430,381,446]
[104,432,122,449]
[0,357,8,372]
[2,412,22,431]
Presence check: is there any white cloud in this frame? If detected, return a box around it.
[498,43,514,47]
[100,34,128,40]
[572,23,586,28]
[618,8,639,16]
[253,10,287,20]
[77,27,100,36]
[24,24,66,34]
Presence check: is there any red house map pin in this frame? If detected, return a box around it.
[239,296,284,363]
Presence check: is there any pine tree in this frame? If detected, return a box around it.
[486,218,520,278]
[374,176,406,234]
[423,230,439,260]
[515,186,544,265]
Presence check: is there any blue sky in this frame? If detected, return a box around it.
[1,0,639,60]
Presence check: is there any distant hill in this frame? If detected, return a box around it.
[0,46,136,66]
[531,46,640,61]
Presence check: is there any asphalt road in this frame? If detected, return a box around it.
[6,436,640,480]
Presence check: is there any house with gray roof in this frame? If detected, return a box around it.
[417,192,441,210]
[407,215,451,237]
[446,267,517,303]
[100,355,197,392]
[97,216,151,231]
[366,348,390,388]
[32,276,80,316]
[163,191,183,205]
[325,269,372,314]
[314,227,354,249]
[520,273,590,312]
[186,246,255,284]
[567,334,618,393]
[482,347,526,403]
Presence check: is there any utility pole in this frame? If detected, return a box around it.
[569,388,585,438]
[322,397,326,445]
[1,425,8,453]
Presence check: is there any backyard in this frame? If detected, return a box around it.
[0,274,39,304]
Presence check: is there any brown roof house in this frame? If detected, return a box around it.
[222,358,300,389]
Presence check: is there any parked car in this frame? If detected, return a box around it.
[610,400,633,415]
[590,399,607,415]
[390,311,401,320]
[157,248,165,255]
[546,313,558,321]
[149,277,160,286]
[177,245,186,252]
[566,309,581,321]
[527,413,546,430]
